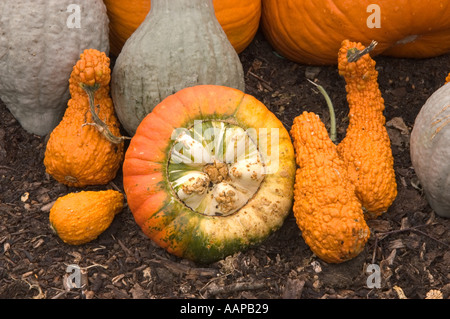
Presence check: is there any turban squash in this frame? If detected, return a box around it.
[410,78,450,218]
[122,85,296,263]
[103,0,261,56]
[261,0,450,65]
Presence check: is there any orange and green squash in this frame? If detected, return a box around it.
[122,84,296,263]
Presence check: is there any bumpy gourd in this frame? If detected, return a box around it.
[290,40,396,263]
[0,0,109,135]
[291,112,370,263]
[261,0,450,65]
[44,49,124,187]
[410,80,450,218]
[337,40,397,219]
[50,190,124,245]
[111,0,245,135]
[122,85,296,263]
[103,0,261,56]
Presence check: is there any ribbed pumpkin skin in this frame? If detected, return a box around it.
[111,0,245,135]
[261,0,450,65]
[410,83,450,218]
[50,190,124,245]
[44,50,124,187]
[103,0,261,56]
[0,0,109,135]
[123,85,296,264]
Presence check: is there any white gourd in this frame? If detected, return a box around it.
[0,0,109,136]
[410,83,450,218]
[111,0,245,135]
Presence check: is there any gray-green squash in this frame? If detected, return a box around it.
[0,0,110,136]
[111,0,245,135]
[410,83,450,218]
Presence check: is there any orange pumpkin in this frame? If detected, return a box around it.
[104,0,261,56]
[261,0,450,65]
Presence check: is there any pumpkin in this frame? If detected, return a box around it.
[261,0,450,65]
[44,49,125,187]
[103,0,261,56]
[49,190,124,245]
[111,0,245,135]
[336,40,397,219]
[0,0,109,135]
[122,84,296,264]
[410,81,450,218]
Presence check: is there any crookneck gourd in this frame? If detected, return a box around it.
[410,75,450,218]
[111,0,245,135]
[44,49,126,187]
[50,190,124,245]
[261,0,450,65]
[290,40,397,263]
[103,0,261,56]
[291,111,370,264]
[0,0,109,135]
[122,85,296,264]
[337,40,397,219]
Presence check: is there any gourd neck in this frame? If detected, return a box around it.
[150,0,214,15]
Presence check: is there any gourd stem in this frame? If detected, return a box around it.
[80,83,130,144]
[347,40,378,62]
[307,79,337,142]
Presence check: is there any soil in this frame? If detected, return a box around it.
[0,31,449,300]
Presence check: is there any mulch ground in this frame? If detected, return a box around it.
[0,31,449,300]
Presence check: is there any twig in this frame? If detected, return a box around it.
[247,71,273,91]
[371,223,449,263]
[0,165,17,172]
[149,255,219,277]
[80,83,131,144]
[202,281,270,298]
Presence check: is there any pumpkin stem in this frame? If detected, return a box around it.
[80,83,131,144]
[307,79,337,143]
[347,40,378,63]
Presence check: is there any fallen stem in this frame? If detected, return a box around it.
[307,79,337,142]
[80,83,130,144]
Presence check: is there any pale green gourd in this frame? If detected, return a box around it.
[111,0,245,135]
[410,83,450,218]
[0,0,109,136]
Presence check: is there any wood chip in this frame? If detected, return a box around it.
[393,285,407,299]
